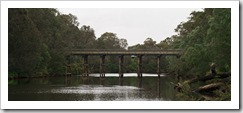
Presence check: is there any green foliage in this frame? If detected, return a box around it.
[8,79,18,85]
[165,8,231,79]
[8,8,129,77]
[9,8,43,77]
[9,72,18,79]
[175,83,200,101]
[127,58,137,72]
[206,9,231,72]
[213,83,231,101]
[97,32,128,49]
[163,9,231,100]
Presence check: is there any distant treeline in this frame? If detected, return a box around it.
[9,8,230,79]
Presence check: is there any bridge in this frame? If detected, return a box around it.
[70,49,182,56]
[66,49,183,78]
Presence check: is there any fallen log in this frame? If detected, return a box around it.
[194,82,223,93]
[183,72,230,84]
[183,75,214,84]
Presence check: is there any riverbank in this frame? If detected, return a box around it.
[173,72,231,101]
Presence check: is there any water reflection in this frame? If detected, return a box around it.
[157,78,161,99]
[138,78,142,88]
[9,73,177,101]
[100,77,105,85]
[81,76,90,85]
[138,78,143,98]
[119,78,123,86]
[65,76,71,85]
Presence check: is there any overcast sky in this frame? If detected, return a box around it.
[58,8,202,46]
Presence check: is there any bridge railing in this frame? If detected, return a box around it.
[69,49,183,52]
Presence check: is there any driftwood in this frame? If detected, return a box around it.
[170,82,183,92]
[194,82,223,93]
[183,72,230,84]
[171,70,230,95]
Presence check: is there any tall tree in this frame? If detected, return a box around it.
[97,32,127,49]
[9,8,44,76]
[165,8,230,78]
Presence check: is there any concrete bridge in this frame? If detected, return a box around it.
[66,49,183,78]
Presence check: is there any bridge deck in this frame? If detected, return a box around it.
[70,49,182,56]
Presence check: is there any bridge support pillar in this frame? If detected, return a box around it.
[119,55,124,78]
[157,55,161,78]
[100,55,105,78]
[83,55,89,77]
[66,55,72,76]
[137,55,143,78]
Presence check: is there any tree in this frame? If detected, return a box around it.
[119,38,128,49]
[97,32,127,49]
[80,25,96,49]
[8,8,87,76]
[165,8,230,79]
[206,8,231,72]
[9,8,44,76]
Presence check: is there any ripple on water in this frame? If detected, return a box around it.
[37,85,141,95]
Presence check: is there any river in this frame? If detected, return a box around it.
[8,73,178,101]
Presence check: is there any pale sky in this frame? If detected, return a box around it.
[58,8,202,46]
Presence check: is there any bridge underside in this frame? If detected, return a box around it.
[66,50,182,78]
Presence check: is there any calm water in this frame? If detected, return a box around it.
[8,73,178,101]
